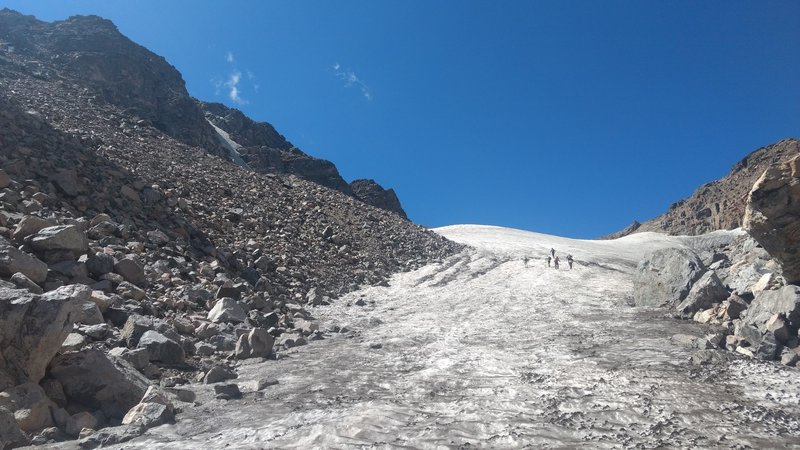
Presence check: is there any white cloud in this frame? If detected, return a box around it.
[225,69,246,105]
[333,62,372,101]
[226,51,235,63]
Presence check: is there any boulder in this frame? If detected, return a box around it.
[718,294,748,321]
[10,272,42,294]
[116,281,146,301]
[676,271,729,318]
[0,383,55,433]
[743,154,800,284]
[137,331,184,365]
[0,236,47,284]
[121,386,174,429]
[114,257,146,287]
[0,170,9,189]
[207,297,247,324]
[0,285,88,390]
[27,225,88,257]
[633,247,705,307]
[234,328,274,359]
[86,253,116,278]
[107,348,150,372]
[203,365,237,384]
[741,285,800,332]
[213,383,241,400]
[11,216,51,242]
[0,406,28,449]
[48,349,150,419]
[120,315,154,347]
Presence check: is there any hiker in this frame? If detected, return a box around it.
[554,256,560,269]
[550,248,556,258]
[523,256,529,267]
[567,254,573,270]
[546,256,551,267]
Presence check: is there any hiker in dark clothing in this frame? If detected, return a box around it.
[550,248,556,258]
[567,254,574,270]
[554,256,560,269]
[523,256,529,267]
[546,256,551,267]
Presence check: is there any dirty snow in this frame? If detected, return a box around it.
[98,225,800,449]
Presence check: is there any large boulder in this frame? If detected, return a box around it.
[207,297,247,324]
[0,383,55,433]
[137,331,184,365]
[234,328,274,359]
[633,248,705,307]
[676,271,730,318]
[114,257,146,287]
[743,154,800,284]
[48,349,150,420]
[741,285,800,332]
[0,237,47,284]
[0,285,88,390]
[11,216,52,242]
[0,405,29,449]
[26,225,88,258]
[121,386,174,429]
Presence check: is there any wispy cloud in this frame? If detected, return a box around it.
[333,62,372,101]
[211,51,251,106]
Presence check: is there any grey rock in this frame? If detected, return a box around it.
[86,253,116,277]
[11,215,51,242]
[0,236,47,284]
[10,272,42,294]
[66,411,98,437]
[676,270,729,318]
[203,365,237,384]
[0,284,88,390]
[27,224,88,257]
[116,281,146,301]
[742,285,800,332]
[633,247,705,307]
[138,331,185,365]
[0,405,29,449]
[207,297,247,324]
[48,348,150,419]
[114,257,146,287]
[121,315,154,347]
[0,382,55,433]
[234,328,274,359]
[213,383,241,400]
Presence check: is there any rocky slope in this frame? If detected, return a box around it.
[609,138,799,238]
[0,9,460,448]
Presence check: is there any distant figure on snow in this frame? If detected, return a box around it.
[550,248,556,258]
[567,254,573,270]
[523,256,529,267]
[554,256,560,269]
[546,256,551,267]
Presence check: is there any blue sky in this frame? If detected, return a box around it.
[4,1,799,237]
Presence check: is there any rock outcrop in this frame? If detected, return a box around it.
[609,138,799,238]
[743,154,800,284]
[349,179,408,219]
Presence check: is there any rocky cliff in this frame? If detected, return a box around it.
[610,138,799,238]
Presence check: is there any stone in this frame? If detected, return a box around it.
[742,285,800,332]
[234,328,274,359]
[108,348,150,371]
[0,236,48,284]
[138,331,185,365]
[66,411,98,437]
[121,315,154,347]
[676,270,729,318]
[114,257,146,287]
[750,272,781,297]
[0,382,55,433]
[0,406,28,449]
[633,247,705,307]
[213,383,241,400]
[40,378,66,407]
[203,365,237,384]
[781,348,800,367]
[194,322,219,339]
[744,154,800,284]
[27,225,88,257]
[61,333,89,352]
[718,294,748,321]
[693,308,717,324]
[207,297,247,324]
[0,170,9,189]
[116,281,146,301]
[48,349,150,419]
[121,386,174,429]
[76,424,144,448]
[194,342,214,357]
[11,215,51,242]
[689,349,737,366]
[88,290,112,313]
[75,300,104,326]
[10,272,42,294]
[0,285,88,390]
[766,314,791,344]
[86,253,116,278]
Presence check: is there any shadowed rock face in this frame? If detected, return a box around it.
[349,179,408,219]
[744,154,800,284]
[609,138,799,238]
[0,9,225,155]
